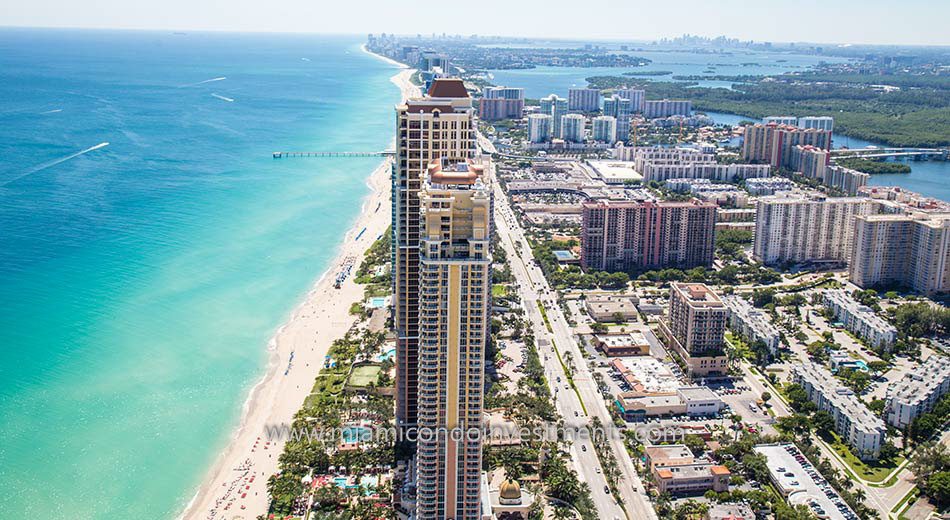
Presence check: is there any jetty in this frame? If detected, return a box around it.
[272,150,395,159]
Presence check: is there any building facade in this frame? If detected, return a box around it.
[741,123,833,169]
[592,115,618,143]
[580,199,716,272]
[885,355,950,429]
[616,88,646,112]
[798,116,835,132]
[393,79,476,429]
[477,98,524,121]
[821,289,898,350]
[539,94,568,137]
[662,283,729,377]
[721,295,782,356]
[849,212,950,294]
[526,113,553,143]
[792,362,886,460]
[643,99,692,119]
[560,113,586,143]
[568,87,601,112]
[753,194,878,266]
[415,159,492,519]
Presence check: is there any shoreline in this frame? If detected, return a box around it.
[179,67,419,520]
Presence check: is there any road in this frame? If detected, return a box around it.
[489,163,656,520]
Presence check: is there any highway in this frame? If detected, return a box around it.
[489,161,656,520]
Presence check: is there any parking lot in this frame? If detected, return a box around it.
[755,444,859,520]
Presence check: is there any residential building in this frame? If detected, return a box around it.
[585,294,639,322]
[478,98,523,121]
[394,79,476,429]
[660,283,729,377]
[603,95,634,123]
[666,178,749,207]
[791,144,830,180]
[526,113,553,143]
[821,289,898,350]
[753,194,878,265]
[722,295,782,356]
[849,212,950,294]
[560,113,586,143]
[616,88,646,112]
[799,116,835,132]
[741,123,833,169]
[744,177,795,196]
[824,165,869,195]
[592,115,618,143]
[792,362,886,460]
[643,99,692,118]
[539,94,568,137]
[483,86,524,100]
[885,355,950,429]
[762,116,798,126]
[568,87,601,112]
[416,158,492,519]
[581,199,717,272]
[642,163,771,183]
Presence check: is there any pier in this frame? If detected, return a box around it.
[272,150,395,159]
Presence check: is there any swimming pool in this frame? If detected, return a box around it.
[376,348,396,362]
[341,425,372,444]
[367,296,387,309]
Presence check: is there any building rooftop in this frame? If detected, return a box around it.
[794,362,886,435]
[427,78,468,98]
[673,283,723,306]
[887,355,950,405]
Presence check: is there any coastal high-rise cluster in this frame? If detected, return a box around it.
[393,78,492,519]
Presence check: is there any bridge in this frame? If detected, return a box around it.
[830,147,948,160]
[272,150,395,158]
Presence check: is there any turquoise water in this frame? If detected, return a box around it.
[0,29,401,518]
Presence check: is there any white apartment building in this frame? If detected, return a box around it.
[792,362,886,461]
[744,177,795,196]
[592,115,618,143]
[753,194,878,266]
[483,86,524,100]
[539,94,568,137]
[527,113,553,143]
[616,88,645,112]
[643,99,692,118]
[568,87,601,112]
[763,116,799,126]
[821,289,897,350]
[560,113,587,143]
[721,295,782,356]
[885,355,950,429]
[850,212,950,294]
[799,116,835,132]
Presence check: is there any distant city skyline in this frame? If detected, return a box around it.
[2,0,948,47]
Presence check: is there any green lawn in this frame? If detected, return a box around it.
[348,364,382,387]
[825,432,904,483]
[492,284,507,297]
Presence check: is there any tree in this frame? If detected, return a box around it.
[611,311,626,324]
[752,288,775,308]
[760,392,772,405]
[684,434,707,455]
[813,411,836,436]
[928,471,950,504]
[866,361,889,378]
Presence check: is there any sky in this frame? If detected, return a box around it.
[2,0,948,46]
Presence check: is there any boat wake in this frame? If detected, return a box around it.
[2,142,110,187]
[180,76,227,88]
[211,93,235,102]
[40,109,63,114]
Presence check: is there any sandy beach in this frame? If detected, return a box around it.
[180,66,419,520]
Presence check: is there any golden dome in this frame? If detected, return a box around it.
[499,479,522,501]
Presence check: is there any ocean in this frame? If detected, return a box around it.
[0,29,400,518]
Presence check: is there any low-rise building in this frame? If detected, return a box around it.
[722,295,782,356]
[653,462,730,495]
[585,294,639,322]
[821,289,897,350]
[885,355,950,429]
[792,362,886,460]
[707,503,756,520]
[644,444,695,470]
[744,176,795,196]
[615,386,723,420]
[593,332,650,357]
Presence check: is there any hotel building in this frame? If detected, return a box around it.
[393,79,476,429]
[753,194,878,266]
[580,199,716,272]
[415,158,492,519]
[849,212,950,294]
[792,362,886,460]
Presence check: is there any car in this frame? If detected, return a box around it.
[581,444,586,452]
[604,486,610,494]
[574,410,579,417]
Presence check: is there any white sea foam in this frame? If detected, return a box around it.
[40,109,63,114]
[180,76,227,88]
[210,93,234,102]
[2,142,109,186]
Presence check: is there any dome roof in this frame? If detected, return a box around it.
[499,479,522,500]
